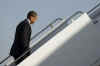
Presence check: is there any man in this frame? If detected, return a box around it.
[10,10,38,65]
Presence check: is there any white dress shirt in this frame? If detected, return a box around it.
[27,19,31,24]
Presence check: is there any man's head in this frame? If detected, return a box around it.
[27,10,38,24]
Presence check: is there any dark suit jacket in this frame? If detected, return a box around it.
[10,19,32,60]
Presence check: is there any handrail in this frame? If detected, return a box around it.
[30,11,83,42]
[8,11,83,66]
[87,2,100,14]
[0,55,10,64]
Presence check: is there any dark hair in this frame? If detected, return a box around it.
[27,10,37,19]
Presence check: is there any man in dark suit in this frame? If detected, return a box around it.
[10,10,38,65]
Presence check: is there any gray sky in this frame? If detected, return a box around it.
[0,0,99,65]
